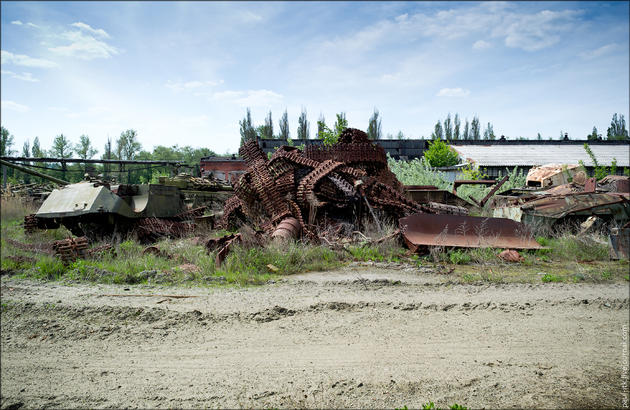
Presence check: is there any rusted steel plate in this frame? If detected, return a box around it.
[584,177,597,193]
[399,213,543,250]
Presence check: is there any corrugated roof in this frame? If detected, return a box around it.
[451,144,629,167]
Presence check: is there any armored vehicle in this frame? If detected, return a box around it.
[27,180,189,239]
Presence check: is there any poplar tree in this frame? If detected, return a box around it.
[297,108,309,140]
[278,110,289,140]
[367,109,382,140]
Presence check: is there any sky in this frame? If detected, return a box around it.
[1,1,629,156]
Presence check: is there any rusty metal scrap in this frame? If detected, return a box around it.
[271,217,301,241]
[220,129,420,237]
[479,175,509,207]
[52,236,89,263]
[399,214,543,251]
[519,192,629,220]
[135,218,196,243]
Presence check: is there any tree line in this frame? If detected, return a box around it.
[1,127,218,185]
[239,108,385,145]
[240,108,630,144]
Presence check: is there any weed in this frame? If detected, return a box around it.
[549,234,609,262]
[448,249,472,265]
[33,257,66,280]
[469,247,499,263]
[462,273,479,282]
[601,270,613,280]
[541,274,563,283]
[419,401,468,410]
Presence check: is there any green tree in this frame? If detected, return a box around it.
[423,139,460,167]
[333,112,348,136]
[483,122,495,140]
[278,110,289,141]
[239,108,257,145]
[607,113,629,140]
[444,113,453,139]
[297,108,309,140]
[75,135,98,160]
[51,134,73,159]
[462,119,470,140]
[470,116,481,139]
[260,111,273,139]
[537,132,542,140]
[317,112,347,145]
[317,113,326,139]
[431,120,444,139]
[102,138,113,178]
[588,126,599,141]
[453,113,461,140]
[116,129,141,160]
[367,108,382,140]
[1,126,15,156]
[396,130,404,139]
[32,137,43,157]
[116,130,141,183]
[50,134,74,181]
[20,140,31,183]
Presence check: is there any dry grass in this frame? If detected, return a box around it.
[1,196,37,224]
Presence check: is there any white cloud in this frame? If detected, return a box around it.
[165,79,223,92]
[241,11,263,23]
[11,20,23,25]
[213,89,282,107]
[26,22,41,29]
[579,43,618,60]
[1,50,58,68]
[437,88,471,97]
[472,40,491,50]
[48,23,119,60]
[1,100,30,113]
[494,9,582,51]
[323,4,583,54]
[71,22,111,38]
[1,70,39,82]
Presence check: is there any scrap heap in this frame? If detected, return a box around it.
[218,128,458,242]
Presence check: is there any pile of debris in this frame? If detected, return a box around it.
[219,129,464,238]
[1,182,54,204]
[211,129,542,263]
[491,166,630,232]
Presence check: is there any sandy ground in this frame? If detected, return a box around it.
[1,265,629,409]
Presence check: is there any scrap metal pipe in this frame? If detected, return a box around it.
[0,159,69,186]
[1,156,184,165]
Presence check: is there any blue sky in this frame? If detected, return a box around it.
[1,1,628,156]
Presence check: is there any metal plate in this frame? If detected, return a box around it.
[399,213,543,250]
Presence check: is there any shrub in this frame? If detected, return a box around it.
[423,140,460,167]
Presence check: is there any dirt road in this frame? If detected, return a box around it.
[1,265,629,409]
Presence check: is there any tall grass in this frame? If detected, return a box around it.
[1,196,37,224]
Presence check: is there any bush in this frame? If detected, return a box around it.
[423,140,460,167]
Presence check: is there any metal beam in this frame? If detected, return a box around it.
[0,159,69,185]
[0,156,184,165]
